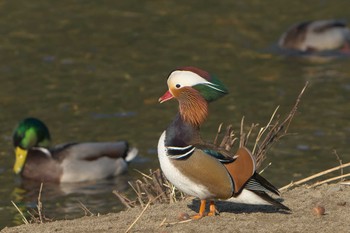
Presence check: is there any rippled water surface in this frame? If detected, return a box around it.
[1,0,350,228]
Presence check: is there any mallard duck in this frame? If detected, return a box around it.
[279,19,350,52]
[13,117,138,183]
[157,66,289,219]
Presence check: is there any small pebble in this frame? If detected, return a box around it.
[178,212,190,220]
[312,205,325,216]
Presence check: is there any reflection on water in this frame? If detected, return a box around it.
[1,0,350,229]
[9,174,133,226]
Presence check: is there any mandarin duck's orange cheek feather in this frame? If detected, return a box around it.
[177,87,208,127]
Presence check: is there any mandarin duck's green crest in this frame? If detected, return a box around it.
[13,117,51,174]
[159,66,228,103]
[159,66,228,126]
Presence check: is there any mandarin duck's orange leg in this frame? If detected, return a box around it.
[208,200,218,216]
[192,200,207,220]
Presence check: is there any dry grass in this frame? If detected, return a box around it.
[212,82,349,190]
[213,82,308,169]
[12,183,53,225]
[12,183,97,225]
[124,201,151,233]
[25,183,53,224]
[11,201,29,225]
[280,160,350,191]
[78,201,95,217]
[114,169,186,208]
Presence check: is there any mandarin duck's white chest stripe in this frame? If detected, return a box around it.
[158,131,212,199]
[164,137,232,162]
[166,145,195,159]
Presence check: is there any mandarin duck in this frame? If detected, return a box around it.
[158,67,290,219]
[12,117,138,183]
[279,19,350,53]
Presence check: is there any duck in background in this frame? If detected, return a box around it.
[158,66,289,219]
[12,117,138,183]
[278,19,350,53]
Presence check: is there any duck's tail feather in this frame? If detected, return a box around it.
[242,172,290,211]
[125,147,138,163]
[246,173,280,196]
[249,190,290,211]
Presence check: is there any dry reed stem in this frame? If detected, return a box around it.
[78,201,94,216]
[239,117,245,148]
[160,219,193,226]
[214,82,308,169]
[252,106,279,155]
[213,123,223,145]
[11,201,29,225]
[134,169,153,180]
[259,162,272,174]
[11,183,49,225]
[29,183,53,224]
[124,201,151,233]
[113,190,135,209]
[254,82,307,167]
[309,173,350,188]
[280,161,350,191]
[332,150,344,179]
[159,217,167,227]
[37,183,43,224]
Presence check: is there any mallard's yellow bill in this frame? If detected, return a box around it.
[14,147,28,174]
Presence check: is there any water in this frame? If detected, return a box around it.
[1,0,350,228]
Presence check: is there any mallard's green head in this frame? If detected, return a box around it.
[12,117,51,174]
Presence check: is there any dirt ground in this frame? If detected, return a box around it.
[1,183,350,233]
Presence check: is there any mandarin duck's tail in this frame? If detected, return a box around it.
[225,147,290,211]
[244,173,290,211]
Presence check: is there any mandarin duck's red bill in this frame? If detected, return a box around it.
[159,90,173,103]
[157,66,290,219]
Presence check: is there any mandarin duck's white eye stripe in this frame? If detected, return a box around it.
[168,70,212,88]
[168,70,227,94]
[205,83,227,93]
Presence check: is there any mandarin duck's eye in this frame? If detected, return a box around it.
[176,84,181,88]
